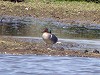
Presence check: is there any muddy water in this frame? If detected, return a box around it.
[0,16,100,75]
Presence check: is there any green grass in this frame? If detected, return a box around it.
[0,0,100,11]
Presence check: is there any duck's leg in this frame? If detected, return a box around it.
[46,44,54,50]
[43,42,51,49]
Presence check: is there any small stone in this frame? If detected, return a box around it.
[84,50,88,53]
[25,8,28,10]
[1,7,6,10]
[47,48,52,50]
[56,47,64,51]
[93,50,99,53]
[56,42,62,44]
[59,47,64,51]
[4,52,7,54]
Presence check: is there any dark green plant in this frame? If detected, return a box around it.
[85,0,100,3]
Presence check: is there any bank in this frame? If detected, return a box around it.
[0,1,100,24]
[0,1,100,57]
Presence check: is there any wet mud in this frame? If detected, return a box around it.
[0,36,100,58]
[0,2,100,58]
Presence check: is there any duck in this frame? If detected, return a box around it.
[42,28,58,45]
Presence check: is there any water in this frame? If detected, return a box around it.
[0,16,100,75]
[0,54,100,75]
[0,16,100,39]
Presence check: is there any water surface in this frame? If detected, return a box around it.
[0,54,100,75]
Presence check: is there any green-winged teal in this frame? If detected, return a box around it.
[42,28,58,45]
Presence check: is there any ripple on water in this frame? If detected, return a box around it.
[0,54,100,75]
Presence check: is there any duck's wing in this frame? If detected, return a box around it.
[50,34,58,44]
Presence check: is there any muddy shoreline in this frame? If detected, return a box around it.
[0,1,100,57]
[0,36,100,58]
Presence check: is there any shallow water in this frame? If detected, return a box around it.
[0,16,100,75]
[0,16,100,39]
[0,54,100,75]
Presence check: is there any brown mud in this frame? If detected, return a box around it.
[0,1,100,57]
[0,36,100,58]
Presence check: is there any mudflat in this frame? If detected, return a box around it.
[0,36,100,58]
[0,1,100,57]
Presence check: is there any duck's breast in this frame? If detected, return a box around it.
[42,33,51,40]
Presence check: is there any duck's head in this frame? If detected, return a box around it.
[42,28,51,33]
